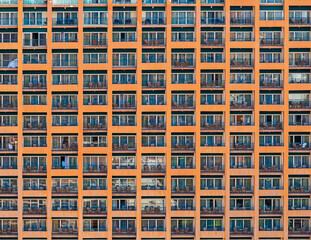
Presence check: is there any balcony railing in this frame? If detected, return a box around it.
[113,0,137,3]
[52,0,78,3]
[260,81,282,88]
[260,0,283,3]
[289,142,310,150]
[142,38,165,46]
[23,0,46,4]
[201,122,224,130]
[83,207,107,215]
[259,122,283,130]
[113,18,137,25]
[142,164,165,173]
[201,164,224,172]
[230,101,253,109]
[84,123,107,130]
[201,0,224,3]
[142,122,165,130]
[83,0,107,3]
[23,165,47,173]
[231,186,253,193]
[201,17,225,25]
[172,227,195,235]
[112,102,136,109]
[141,206,165,214]
[23,38,47,47]
[24,122,47,130]
[112,144,136,151]
[290,17,311,25]
[142,17,166,25]
[201,38,224,46]
[231,164,254,169]
[0,0,17,4]
[260,164,282,172]
[172,186,195,193]
[172,59,195,68]
[230,17,254,25]
[23,207,47,214]
[171,101,195,109]
[289,59,311,67]
[260,38,283,46]
[201,207,224,214]
[23,18,47,26]
[112,185,136,193]
[171,0,195,3]
[172,143,194,151]
[84,39,107,46]
[231,59,254,67]
[172,17,195,25]
[289,100,310,109]
[142,80,165,88]
[259,207,282,215]
[52,18,78,26]
[289,227,311,235]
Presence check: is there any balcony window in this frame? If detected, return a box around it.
[83,94,107,105]
[83,115,106,129]
[52,199,77,211]
[289,72,310,84]
[0,74,17,85]
[260,114,282,129]
[23,12,47,26]
[201,219,223,231]
[143,0,166,3]
[259,198,281,214]
[172,72,194,84]
[171,219,194,234]
[259,155,281,171]
[289,52,310,67]
[83,198,107,214]
[260,73,281,87]
[259,177,281,190]
[230,155,252,169]
[142,135,165,147]
[230,11,253,25]
[201,114,223,129]
[230,135,252,149]
[83,135,107,147]
[0,178,17,192]
[200,155,223,172]
[200,93,223,105]
[53,32,78,43]
[172,198,194,211]
[230,219,252,234]
[201,11,225,25]
[23,199,47,214]
[172,94,194,109]
[113,31,136,42]
[52,53,78,67]
[23,115,46,130]
[200,198,222,213]
[289,177,309,192]
[142,219,165,231]
[172,177,194,192]
[83,53,107,64]
[201,52,224,63]
[171,155,194,169]
[23,94,46,105]
[230,53,253,67]
[83,74,107,88]
[143,31,165,46]
[171,135,194,150]
[260,0,283,3]
[113,114,136,126]
[112,198,136,211]
[289,93,310,108]
[0,53,17,68]
[142,73,165,88]
[201,135,223,147]
[112,135,136,150]
[172,53,195,67]
[0,156,17,169]
[0,32,17,44]
[52,178,78,192]
[0,198,17,211]
[52,219,78,234]
[142,155,165,173]
[52,115,77,126]
[113,73,136,85]
[112,53,136,67]
[23,74,47,89]
[230,31,253,42]
[230,114,252,126]
[289,155,310,169]
[259,218,281,231]
[23,219,46,231]
[52,136,78,151]
[83,219,106,232]
[142,114,165,129]
[201,177,222,190]
[289,10,311,25]
[289,198,309,210]
[52,12,77,26]
[0,115,17,127]
[141,199,165,213]
[112,178,136,192]
[113,11,136,25]
[142,178,165,190]
[23,178,46,190]
[52,94,78,109]
[87,173,110,189]
[52,74,78,85]
[172,114,194,127]
[289,218,310,234]
[230,198,252,210]
[230,73,252,85]
[172,31,195,42]
[23,32,46,47]
[142,52,165,63]
[259,134,282,146]
[260,31,282,46]
[142,93,165,105]
[172,11,195,25]
[260,51,282,63]
[201,31,223,45]
[0,136,17,151]
[83,156,106,173]
[142,11,165,25]
[290,31,310,42]
[23,156,46,172]
[112,219,136,234]
[112,156,136,169]
[230,177,252,192]
[0,12,17,26]
[23,136,46,147]
[201,72,222,87]
[289,134,310,149]
[0,219,17,233]
[260,93,281,105]
[23,53,47,64]
[260,10,283,21]
[52,156,77,169]
[83,32,107,47]
[84,11,107,25]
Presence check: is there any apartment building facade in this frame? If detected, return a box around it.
[0,0,310,240]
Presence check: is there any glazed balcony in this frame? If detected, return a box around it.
[289,74,311,84]
[112,185,136,194]
[23,38,47,47]
[172,34,195,42]
[260,37,283,46]
[142,54,165,63]
[259,208,282,215]
[260,80,282,88]
[83,179,107,190]
[52,220,78,235]
[112,101,136,109]
[0,57,17,68]
[23,164,46,173]
[230,17,254,25]
[52,18,78,26]
[52,137,78,151]
[52,60,78,68]
[0,185,17,194]
[0,17,17,26]
[142,17,166,25]
[201,37,224,46]
[201,17,225,25]
[23,121,47,131]
[83,164,107,173]
[52,0,78,3]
